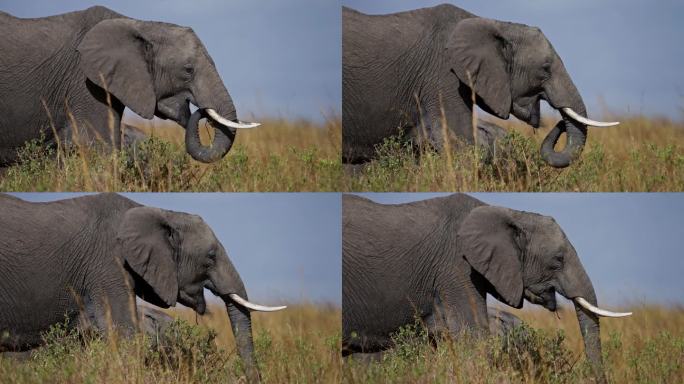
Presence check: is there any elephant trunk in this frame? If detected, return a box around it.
[224,297,260,383]
[185,109,236,163]
[554,246,605,382]
[573,297,606,384]
[184,50,240,163]
[206,250,260,382]
[539,114,587,168]
[207,248,286,383]
[538,54,620,168]
[539,56,590,168]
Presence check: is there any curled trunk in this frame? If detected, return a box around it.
[185,109,236,163]
[540,56,590,169]
[539,116,587,168]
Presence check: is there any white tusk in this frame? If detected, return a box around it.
[574,297,632,318]
[561,108,620,127]
[205,109,261,129]
[228,293,287,312]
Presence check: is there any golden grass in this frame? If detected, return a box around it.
[1,304,680,383]
[344,305,684,383]
[343,116,684,192]
[0,303,342,383]
[0,118,342,192]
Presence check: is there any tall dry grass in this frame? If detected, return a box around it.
[344,305,684,383]
[0,303,341,384]
[343,116,684,192]
[1,304,680,383]
[0,117,342,192]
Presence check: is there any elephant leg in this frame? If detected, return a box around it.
[345,350,385,364]
[488,307,524,338]
[79,290,137,338]
[63,82,126,150]
[430,287,489,341]
[122,124,148,148]
[415,90,476,154]
[137,306,174,350]
[476,120,508,164]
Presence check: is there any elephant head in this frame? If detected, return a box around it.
[458,206,631,383]
[77,18,259,163]
[117,207,285,382]
[447,18,619,168]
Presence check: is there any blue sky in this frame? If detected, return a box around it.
[354,193,684,307]
[343,0,684,121]
[10,193,342,306]
[4,1,683,123]
[2,0,340,123]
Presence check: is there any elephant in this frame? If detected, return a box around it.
[342,193,631,383]
[342,4,619,168]
[0,6,259,166]
[0,193,285,382]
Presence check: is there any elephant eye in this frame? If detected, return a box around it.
[207,249,216,260]
[552,254,563,268]
[184,64,195,75]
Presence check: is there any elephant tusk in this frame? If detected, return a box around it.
[228,293,287,312]
[574,297,632,318]
[205,109,261,129]
[561,108,620,127]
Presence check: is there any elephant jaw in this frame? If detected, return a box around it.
[155,97,191,126]
[511,95,542,128]
[178,289,207,315]
[523,287,557,311]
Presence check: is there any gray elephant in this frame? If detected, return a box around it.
[342,194,631,383]
[0,193,285,382]
[342,4,619,168]
[0,6,259,166]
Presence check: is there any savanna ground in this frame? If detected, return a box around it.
[0,304,342,384]
[0,117,342,192]
[2,304,679,383]
[344,305,683,384]
[343,115,684,192]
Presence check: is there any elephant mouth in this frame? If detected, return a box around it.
[512,95,542,128]
[179,289,207,315]
[524,287,557,312]
[155,97,192,127]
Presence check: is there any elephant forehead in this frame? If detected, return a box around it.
[147,23,202,55]
[520,214,565,243]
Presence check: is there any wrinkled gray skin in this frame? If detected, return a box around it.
[0,6,243,165]
[343,4,592,168]
[343,194,608,383]
[0,194,262,382]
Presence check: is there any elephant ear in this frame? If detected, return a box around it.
[447,18,512,119]
[77,19,156,119]
[117,207,178,307]
[457,206,524,308]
